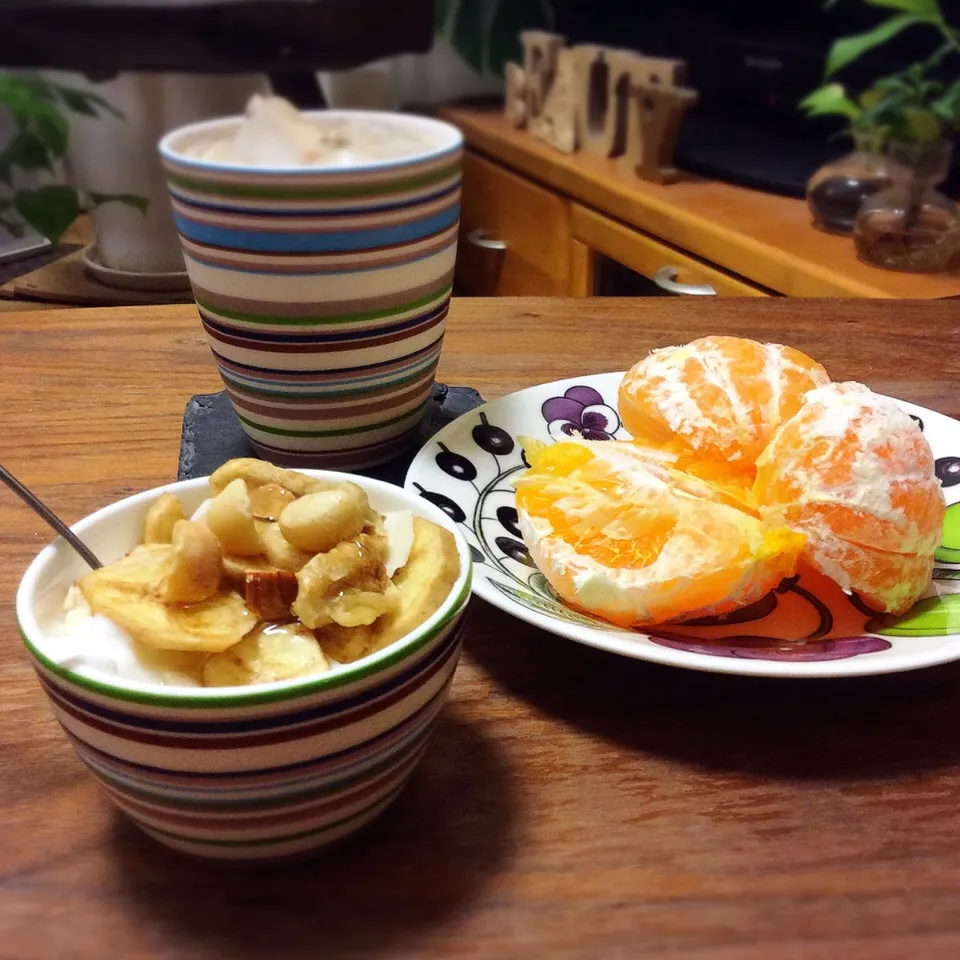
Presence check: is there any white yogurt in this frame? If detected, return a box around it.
[50,509,415,686]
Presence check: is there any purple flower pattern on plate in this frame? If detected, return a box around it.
[646,630,892,662]
[542,386,621,441]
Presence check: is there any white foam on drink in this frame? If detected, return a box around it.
[183,95,439,168]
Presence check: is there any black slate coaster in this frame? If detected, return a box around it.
[178,384,484,486]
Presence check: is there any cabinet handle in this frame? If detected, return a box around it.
[467,228,507,251]
[653,266,716,296]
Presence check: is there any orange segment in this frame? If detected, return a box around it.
[521,340,941,631]
[800,534,935,617]
[618,336,829,470]
[516,439,805,628]
[755,382,945,614]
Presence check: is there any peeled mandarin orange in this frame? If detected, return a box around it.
[515,439,805,628]
[754,382,945,614]
[618,336,830,470]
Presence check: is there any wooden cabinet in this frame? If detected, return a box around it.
[457,151,570,296]
[570,204,770,297]
[455,153,771,298]
[444,106,960,300]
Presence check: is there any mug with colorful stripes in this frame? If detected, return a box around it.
[159,112,463,470]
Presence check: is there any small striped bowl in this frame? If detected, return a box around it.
[17,473,472,861]
[158,112,463,470]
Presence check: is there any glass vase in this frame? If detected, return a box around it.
[806,133,892,234]
[853,140,960,273]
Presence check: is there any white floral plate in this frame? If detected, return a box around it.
[405,373,960,678]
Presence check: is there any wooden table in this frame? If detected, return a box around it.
[3,298,960,960]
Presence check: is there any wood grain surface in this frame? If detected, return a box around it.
[439,106,960,301]
[3,250,195,308]
[570,203,771,297]
[3,298,960,960]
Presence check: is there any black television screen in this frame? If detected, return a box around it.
[553,0,958,196]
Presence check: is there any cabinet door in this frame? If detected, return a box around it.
[571,204,772,297]
[456,151,571,296]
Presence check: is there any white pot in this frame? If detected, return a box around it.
[318,59,401,111]
[44,71,268,276]
[318,37,504,110]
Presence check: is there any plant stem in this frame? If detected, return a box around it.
[904,176,925,230]
[926,38,956,68]
[943,26,960,55]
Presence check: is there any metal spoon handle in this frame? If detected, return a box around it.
[0,465,102,569]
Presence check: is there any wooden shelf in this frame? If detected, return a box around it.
[439,106,960,299]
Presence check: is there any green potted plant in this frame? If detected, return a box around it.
[44,70,265,281]
[0,74,146,246]
[801,0,960,270]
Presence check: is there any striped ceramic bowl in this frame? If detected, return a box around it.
[158,112,463,470]
[17,473,472,861]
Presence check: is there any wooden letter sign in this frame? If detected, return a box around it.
[506,31,698,184]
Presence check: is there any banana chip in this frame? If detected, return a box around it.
[203,479,265,557]
[316,518,460,663]
[203,622,329,686]
[248,482,297,521]
[258,521,314,572]
[69,458,461,683]
[78,546,255,652]
[143,493,186,544]
[209,458,330,498]
[293,533,390,629]
[279,484,369,554]
[159,520,222,604]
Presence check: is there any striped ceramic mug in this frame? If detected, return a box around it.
[158,112,463,470]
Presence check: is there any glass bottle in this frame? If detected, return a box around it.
[806,131,892,234]
[853,139,960,273]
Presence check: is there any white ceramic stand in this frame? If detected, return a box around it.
[44,71,268,282]
[318,38,504,110]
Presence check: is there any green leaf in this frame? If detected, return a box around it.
[56,89,99,117]
[450,0,487,73]
[864,0,943,16]
[919,77,945,94]
[4,76,56,102]
[87,192,150,214]
[874,74,913,93]
[800,82,862,119]
[902,105,943,140]
[13,185,81,245]
[32,104,70,157]
[0,131,53,174]
[825,14,933,76]
[0,77,35,109]
[931,78,960,126]
[486,0,553,76]
[55,86,123,119]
